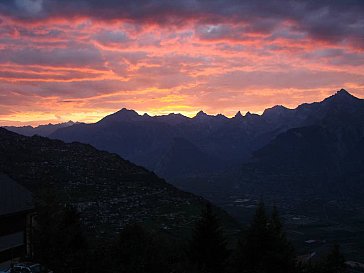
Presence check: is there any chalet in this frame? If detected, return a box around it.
[0,174,33,263]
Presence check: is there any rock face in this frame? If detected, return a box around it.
[0,128,237,238]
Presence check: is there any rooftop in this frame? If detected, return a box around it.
[0,174,33,216]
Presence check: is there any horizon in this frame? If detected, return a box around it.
[0,87,360,127]
[1,1,364,126]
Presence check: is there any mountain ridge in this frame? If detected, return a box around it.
[3,88,361,132]
[3,89,364,196]
[0,127,238,237]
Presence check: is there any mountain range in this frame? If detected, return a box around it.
[4,121,77,137]
[236,89,364,198]
[4,89,364,204]
[3,88,364,260]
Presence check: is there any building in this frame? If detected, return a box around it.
[0,174,33,263]
[346,261,364,273]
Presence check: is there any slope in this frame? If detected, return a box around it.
[0,128,238,238]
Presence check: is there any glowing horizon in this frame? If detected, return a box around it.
[1,1,364,126]
[1,88,361,127]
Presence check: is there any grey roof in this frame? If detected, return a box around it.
[0,174,33,216]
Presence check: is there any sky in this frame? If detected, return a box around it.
[0,0,364,126]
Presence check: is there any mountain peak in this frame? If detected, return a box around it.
[216,113,228,120]
[118,107,138,113]
[99,108,141,123]
[325,88,359,104]
[333,88,356,98]
[234,111,243,119]
[195,110,208,118]
[64,120,75,125]
[262,105,289,116]
[337,88,350,95]
[114,108,140,119]
[196,110,207,117]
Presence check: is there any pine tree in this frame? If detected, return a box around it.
[234,203,297,273]
[188,204,229,273]
[32,189,62,268]
[235,201,270,273]
[32,190,88,273]
[111,223,169,273]
[323,244,346,273]
[57,206,88,272]
[267,206,297,273]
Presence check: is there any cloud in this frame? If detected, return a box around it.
[15,0,43,14]
[93,30,131,46]
[0,0,364,125]
[0,0,363,47]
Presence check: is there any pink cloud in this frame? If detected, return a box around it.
[0,2,363,125]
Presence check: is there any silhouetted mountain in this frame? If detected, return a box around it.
[233,111,244,119]
[4,121,77,137]
[0,128,237,238]
[154,137,226,178]
[48,109,273,181]
[99,108,142,124]
[4,89,364,261]
[8,89,364,202]
[155,113,190,125]
[236,90,364,200]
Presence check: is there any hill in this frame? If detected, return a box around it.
[0,128,238,238]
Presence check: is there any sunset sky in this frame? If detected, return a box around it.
[0,0,364,126]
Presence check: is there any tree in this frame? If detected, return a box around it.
[111,223,169,273]
[188,204,229,273]
[56,206,89,272]
[32,189,62,267]
[267,206,297,273]
[32,190,88,273]
[234,202,297,273]
[235,201,270,273]
[323,244,347,273]
[299,244,347,273]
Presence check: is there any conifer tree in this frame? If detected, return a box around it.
[57,206,88,271]
[300,244,347,273]
[32,189,62,268]
[111,223,169,273]
[267,206,296,273]
[188,204,229,273]
[234,202,297,273]
[322,244,347,273]
[235,201,269,273]
[32,190,88,273]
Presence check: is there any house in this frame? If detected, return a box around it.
[346,261,364,273]
[0,174,34,263]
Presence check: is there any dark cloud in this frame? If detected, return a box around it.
[304,48,364,67]
[0,0,363,46]
[93,30,131,45]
